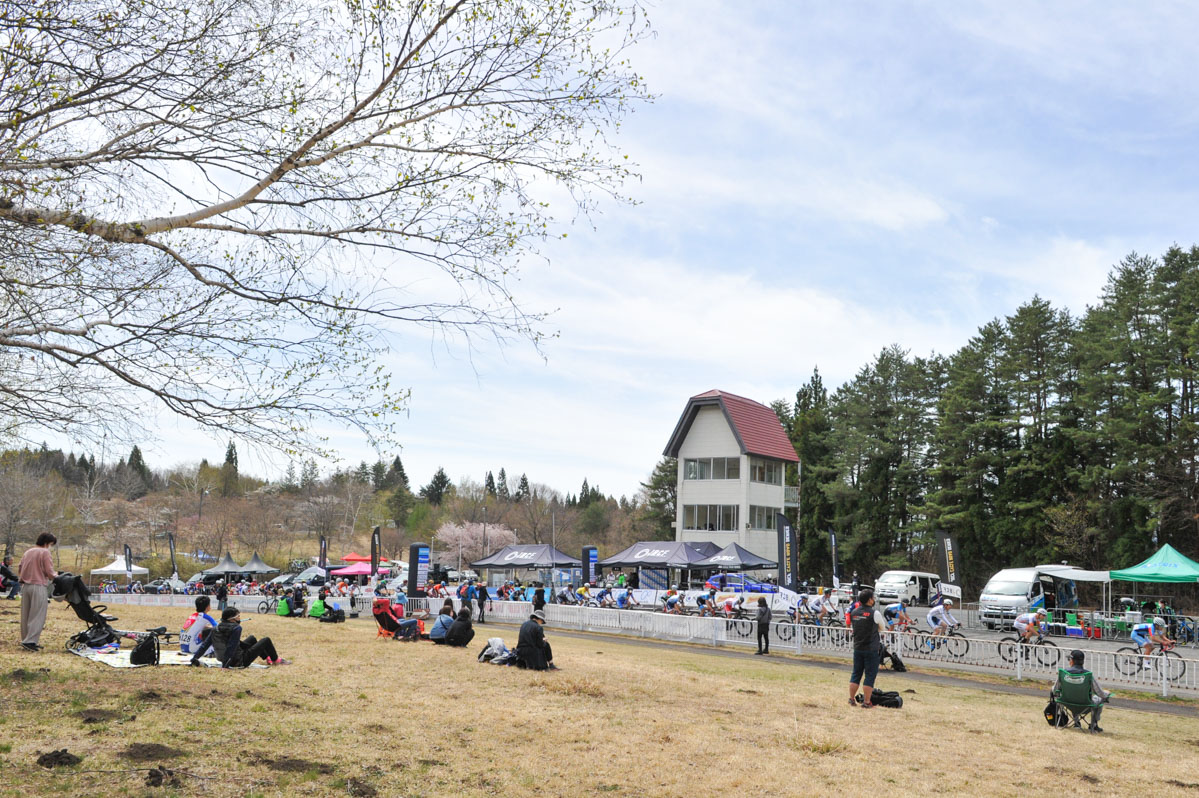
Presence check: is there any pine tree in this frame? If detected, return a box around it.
[420,467,451,505]
[371,460,388,491]
[220,441,240,497]
[282,462,299,493]
[497,468,510,500]
[579,478,591,508]
[300,459,319,493]
[639,457,677,538]
[514,473,530,501]
[485,471,497,497]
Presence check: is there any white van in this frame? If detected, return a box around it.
[978,566,1080,629]
[873,570,942,607]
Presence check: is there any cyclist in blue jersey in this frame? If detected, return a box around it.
[595,586,615,608]
[615,590,639,609]
[1132,617,1173,669]
[663,590,684,615]
[882,601,911,628]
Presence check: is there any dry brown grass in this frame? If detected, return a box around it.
[1,602,1197,797]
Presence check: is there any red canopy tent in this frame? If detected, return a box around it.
[341,552,370,562]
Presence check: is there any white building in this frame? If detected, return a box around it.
[663,390,799,563]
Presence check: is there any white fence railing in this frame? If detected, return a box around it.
[93,594,1198,697]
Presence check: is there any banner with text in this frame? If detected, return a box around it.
[583,546,598,585]
[370,527,381,575]
[408,543,430,597]
[934,529,963,599]
[318,536,327,570]
[828,529,839,584]
[124,544,133,583]
[167,533,178,577]
[775,513,796,590]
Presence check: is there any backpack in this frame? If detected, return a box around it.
[1044,698,1068,727]
[880,644,907,673]
[868,690,903,709]
[130,634,160,666]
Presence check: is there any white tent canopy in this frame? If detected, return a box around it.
[90,556,150,576]
[1038,565,1111,583]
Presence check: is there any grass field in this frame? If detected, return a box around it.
[3,602,1199,797]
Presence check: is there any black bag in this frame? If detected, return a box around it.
[887,649,907,673]
[869,689,903,709]
[319,609,346,623]
[1044,698,1067,727]
[130,634,159,666]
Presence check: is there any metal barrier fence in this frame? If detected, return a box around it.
[95,593,1198,696]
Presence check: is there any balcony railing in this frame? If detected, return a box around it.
[784,486,799,507]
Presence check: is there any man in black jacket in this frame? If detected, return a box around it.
[848,588,885,708]
[215,581,228,611]
[516,610,557,670]
[476,582,489,623]
[531,586,547,612]
[208,608,289,667]
[445,607,475,647]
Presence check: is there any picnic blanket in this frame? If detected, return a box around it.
[70,646,267,669]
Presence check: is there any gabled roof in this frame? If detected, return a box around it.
[664,390,798,462]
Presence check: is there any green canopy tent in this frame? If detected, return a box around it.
[1110,544,1199,584]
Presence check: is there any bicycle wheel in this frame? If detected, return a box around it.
[997,637,1020,663]
[900,631,923,655]
[257,600,272,614]
[775,623,795,642]
[1113,646,1142,676]
[727,619,753,638]
[1033,639,1059,667]
[1156,650,1186,682]
[801,624,820,644]
[911,630,934,655]
[945,632,970,658]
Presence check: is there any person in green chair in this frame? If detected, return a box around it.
[308,595,327,619]
[1051,649,1110,733]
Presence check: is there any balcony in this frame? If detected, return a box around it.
[784,486,799,507]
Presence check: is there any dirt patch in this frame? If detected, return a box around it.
[76,709,122,723]
[1166,781,1199,790]
[1080,774,1099,784]
[346,777,378,797]
[37,749,81,768]
[7,667,49,682]
[266,757,333,774]
[363,723,388,734]
[136,689,163,702]
[121,742,185,762]
[903,689,916,694]
[735,688,760,694]
[146,766,182,787]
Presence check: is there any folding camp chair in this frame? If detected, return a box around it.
[373,598,401,638]
[1051,669,1103,732]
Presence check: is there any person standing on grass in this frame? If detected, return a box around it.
[755,596,771,655]
[476,581,489,624]
[848,588,886,708]
[216,580,228,611]
[18,533,57,651]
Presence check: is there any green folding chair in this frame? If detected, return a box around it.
[1051,669,1102,732]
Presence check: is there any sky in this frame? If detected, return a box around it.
[100,3,1199,497]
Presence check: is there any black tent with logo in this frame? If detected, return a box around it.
[692,543,777,570]
[471,544,582,569]
[599,541,714,568]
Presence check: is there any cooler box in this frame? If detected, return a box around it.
[1065,626,1086,638]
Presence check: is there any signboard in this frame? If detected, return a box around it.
[167,533,178,577]
[318,536,328,570]
[828,529,839,583]
[775,513,796,591]
[408,543,430,597]
[124,544,133,583]
[934,530,961,589]
[583,546,598,585]
[370,526,381,575]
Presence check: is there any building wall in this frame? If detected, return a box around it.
[673,405,786,563]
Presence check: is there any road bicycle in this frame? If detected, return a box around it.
[997,633,1059,667]
[1114,641,1186,681]
[913,625,971,658]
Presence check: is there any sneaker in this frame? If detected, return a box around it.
[269,658,292,666]
[547,663,560,671]
[1091,726,1103,733]
[20,642,39,652]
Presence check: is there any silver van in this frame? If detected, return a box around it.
[978,566,1079,629]
[873,570,942,607]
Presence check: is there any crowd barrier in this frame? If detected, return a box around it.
[96,593,1198,697]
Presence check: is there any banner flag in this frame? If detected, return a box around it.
[408,543,430,597]
[370,527,381,575]
[828,529,839,583]
[582,546,598,584]
[167,533,178,577]
[318,536,328,570]
[775,513,795,590]
[124,544,133,583]
[934,530,962,597]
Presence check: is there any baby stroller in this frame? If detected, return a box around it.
[55,573,175,663]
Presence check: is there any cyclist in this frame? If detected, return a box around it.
[1013,608,1047,643]
[1132,616,1174,670]
[810,591,837,623]
[882,600,911,629]
[722,594,746,618]
[926,598,959,637]
[662,587,684,615]
[792,592,815,622]
[595,586,615,608]
[696,589,718,617]
[615,589,639,609]
[575,584,591,603]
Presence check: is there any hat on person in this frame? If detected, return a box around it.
[530,610,547,623]
[1069,649,1085,665]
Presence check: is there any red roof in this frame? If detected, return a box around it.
[664,390,798,462]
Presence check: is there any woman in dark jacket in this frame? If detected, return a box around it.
[444,607,475,647]
[755,597,771,655]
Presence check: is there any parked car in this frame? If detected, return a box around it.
[445,569,461,583]
[145,577,186,594]
[873,570,941,607]
[702,573,778,593]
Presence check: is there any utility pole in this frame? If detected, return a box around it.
[483,505,488,558]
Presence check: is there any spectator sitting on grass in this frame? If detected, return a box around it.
[181,596,217,657]
[209,608,290,668]
[516,610,557,671]
[445,607,475,647]
[429,605,455,644]
[308,595,327,619]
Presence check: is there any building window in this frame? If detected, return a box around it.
[748,457,783,485]
[748,505,781,529]
[682,504,739,531]
[683,457,740,480]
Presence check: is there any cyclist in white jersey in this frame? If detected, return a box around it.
[1131,617,1173,669]
[926,599,959,637]
[810,592,836,621]
[1013,608,1046,642]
